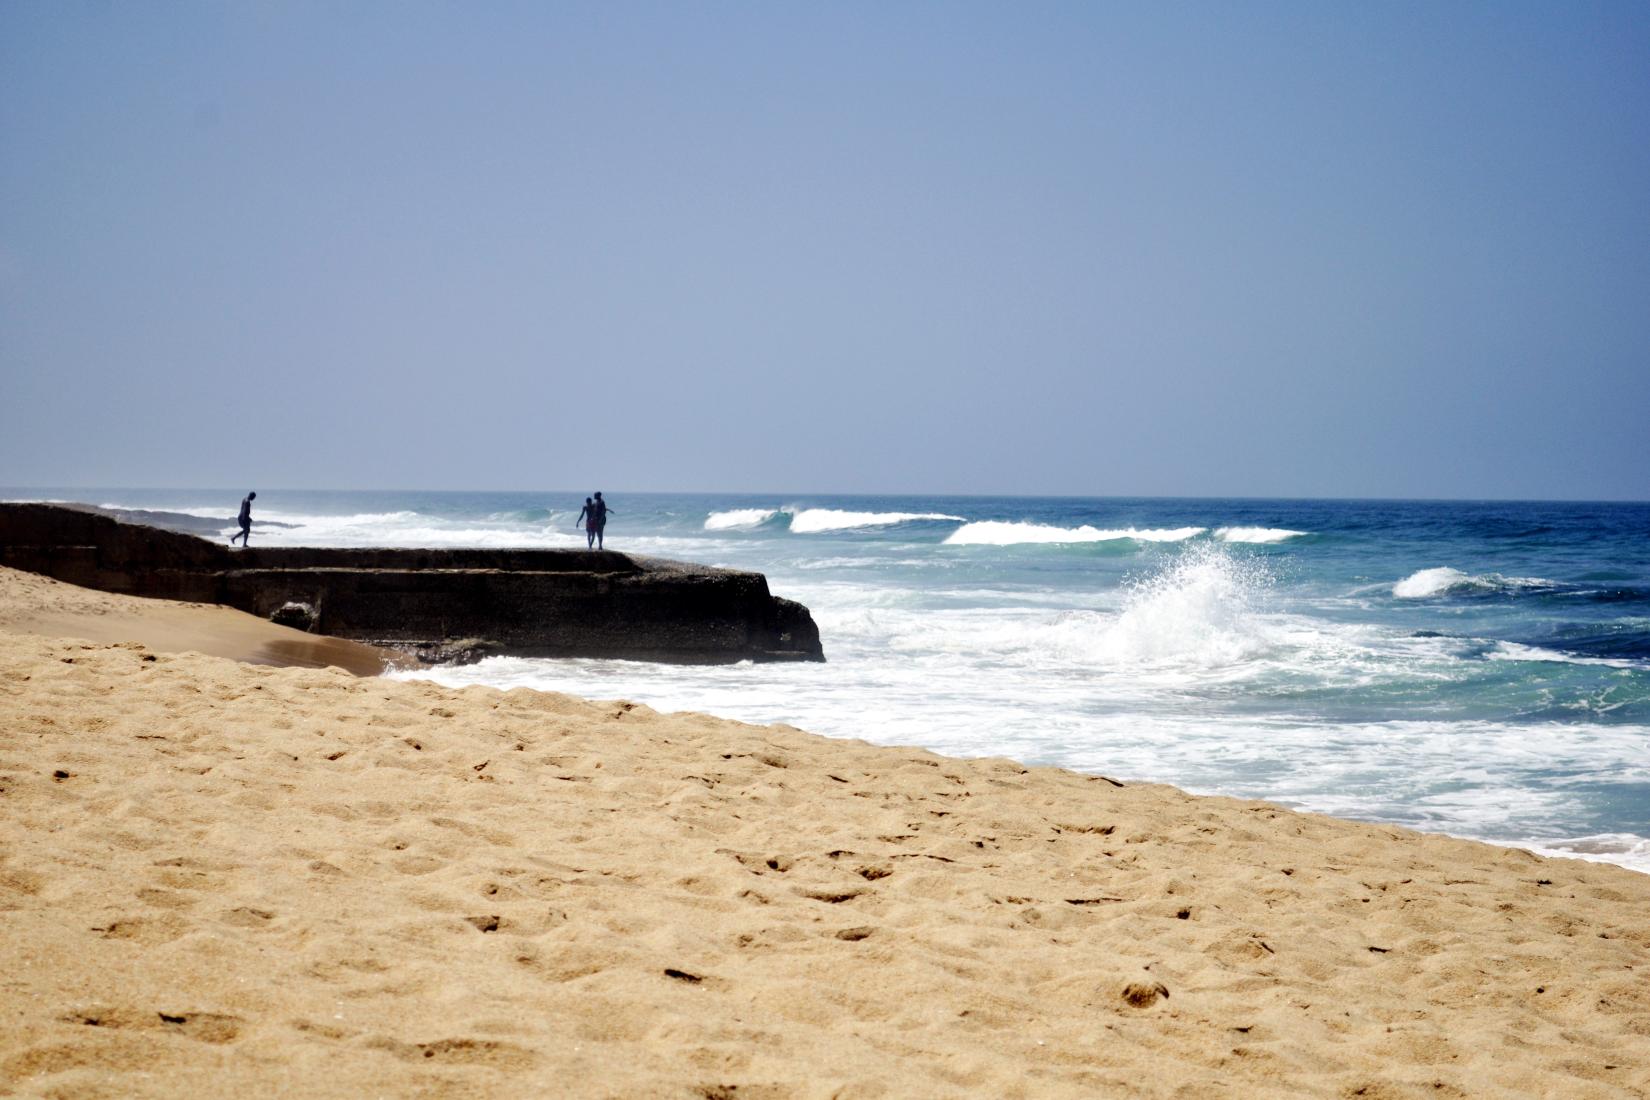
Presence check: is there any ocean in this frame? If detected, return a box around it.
[13,487,1649,874]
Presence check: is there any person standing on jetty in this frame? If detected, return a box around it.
[576,496,597,549]
[229,491,256,547]
[593,492,613,549]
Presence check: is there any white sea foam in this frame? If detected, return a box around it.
[788,508,965,534]
[1215,526,1308,544]
[1488,642,1643,670]
[829,544,1278,672]
[1392,567,1470,598]
[1393,567,1557,599]
[1520,834,1650,875]
[1096,546,1276,666]
[944,521,1205,546]
[704,508,780,530]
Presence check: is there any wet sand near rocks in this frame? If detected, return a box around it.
[1,568,1647,1097]
[0,566,394,675]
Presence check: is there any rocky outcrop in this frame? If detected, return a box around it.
[0,503,824,664]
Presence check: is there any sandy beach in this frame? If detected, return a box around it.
[2,567,1647,1098]
[0,566,393,677]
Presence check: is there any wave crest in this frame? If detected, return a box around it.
[704,508,781,531]
[1215,526,1308,544]
[1487,642,1644,670]
[788,508,964,534]
[943,521,1205,546]
[1393,568,1558,599]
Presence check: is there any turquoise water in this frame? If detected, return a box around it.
[13,487,1649,872]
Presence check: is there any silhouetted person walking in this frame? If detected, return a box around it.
[576,496,597,549]
[593,492,613,549]
[230,491,256,547]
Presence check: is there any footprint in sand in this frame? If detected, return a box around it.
[362,1036,536,1070]
[58,1005,244,1044]
[220,906,275,928]
[92,913,191,946]
[393,854,446,876]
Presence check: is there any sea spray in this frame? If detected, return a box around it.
[1096,543,1277,667]
[834,543,1280,674]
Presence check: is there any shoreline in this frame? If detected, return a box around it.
[2,567,1647,1094]
[13,562,1643,876]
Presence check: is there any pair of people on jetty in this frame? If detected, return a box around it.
[230,491,612,550]
[576,492,613,549]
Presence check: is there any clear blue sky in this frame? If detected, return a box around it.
[2,2,1646,499]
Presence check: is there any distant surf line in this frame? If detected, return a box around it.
[702,508,1311,546]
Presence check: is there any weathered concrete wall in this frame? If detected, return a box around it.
[0,504,823,664]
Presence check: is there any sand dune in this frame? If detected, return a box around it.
[1,570,1647,1097]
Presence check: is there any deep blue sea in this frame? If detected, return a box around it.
[13,487,1649,873]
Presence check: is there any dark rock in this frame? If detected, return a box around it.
[269,601,319,631]
[410,638,507,666]
[0,503,825,665]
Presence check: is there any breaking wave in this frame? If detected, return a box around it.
[944,521,1205,546]
[702,512,1311,546]
[1393,568,1559,599]
[493,506,555,523]
[704,508,783,530]
[1215,526,1308,544]
[787,509,965,533]
[1488,642,1645,670]
[703,507,965,533]
[897,544,1278,669]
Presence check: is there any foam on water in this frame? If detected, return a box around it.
[944,521,1206,546]
[704,508,781,530]
[1099,546,1276,666]
[1215,526,1308,544]
[788,508,966,533]
[1392,567,1558,599]
[789,545,1287,682]
[1522,835,1650,875]
[1488,641,1644,670]
[1392,567,1469,598]
[491,506,557,523]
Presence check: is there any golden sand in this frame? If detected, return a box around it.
[1,568,1646,1097]
[0,566,392,676]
